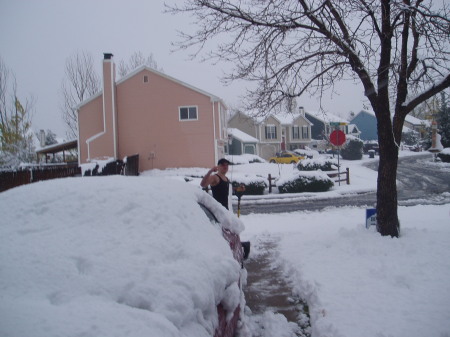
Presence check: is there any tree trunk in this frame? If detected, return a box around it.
[376,120,400,237]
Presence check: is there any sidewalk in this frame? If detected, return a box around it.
[242,236,310,336]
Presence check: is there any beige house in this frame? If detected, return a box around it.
[77,53,228,171]
[228,107,313,159]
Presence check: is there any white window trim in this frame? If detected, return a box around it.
[266,124,277,140]
[179,105,199,121]
[292,125,300,140]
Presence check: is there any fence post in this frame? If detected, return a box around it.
[346,167,350,185]
[268,174,273,193]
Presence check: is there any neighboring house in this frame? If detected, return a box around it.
[77,53,228,171]
[404,115,430,139]
[350,110,378,141]
[227,128,259,155]
[305,110,354,140]
[350,110,430,142]
[228,107,312,159]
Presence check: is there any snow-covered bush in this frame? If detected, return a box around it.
[297,158,338,171]
[277,171,334,193]
[232,174,267,195]
[340,139,363,160]
[437,148,450,163]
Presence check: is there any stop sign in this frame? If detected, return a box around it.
[330,130,346,146]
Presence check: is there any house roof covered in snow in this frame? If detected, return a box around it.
[228,128,258,143]
[306,110,350,124]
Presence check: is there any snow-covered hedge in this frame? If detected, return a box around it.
[437,148,450,162]
[277,171,334,193]
[341,139,364,160]
[231,174,267,195]
[297,158,339,171]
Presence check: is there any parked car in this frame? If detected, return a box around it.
[0,176,246,337]
[293,148,319,159]
[269,151,305,164]
[363,142,379,154]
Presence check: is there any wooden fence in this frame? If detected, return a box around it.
[0,164,81,193]
[1,154,140,193]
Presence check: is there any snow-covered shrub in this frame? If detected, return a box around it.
[232,176,267,195]
[437,148,450,162]
[297,158,338,171]
[340,139,363,160]
[277,171,334,193]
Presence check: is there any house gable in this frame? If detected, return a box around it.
[350,110,378,141]
[78,54,227,171]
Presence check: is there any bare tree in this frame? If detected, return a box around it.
[0,56,35,167]
[168,0,450,237]
[117,51,163,78]
[60,51,100,140]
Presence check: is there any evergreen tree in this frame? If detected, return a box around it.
[45,129,58,146]
[340,139,363,160]
[437,92,450,148]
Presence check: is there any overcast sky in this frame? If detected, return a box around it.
[0,0,367,139]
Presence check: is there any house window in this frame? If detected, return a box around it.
[265,125,277,139]
[292,126,300,139]
[143,75,149,83]
[179,106,198,121]
[302,126,309,139]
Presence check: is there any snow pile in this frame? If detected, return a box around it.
[0,176,243,337]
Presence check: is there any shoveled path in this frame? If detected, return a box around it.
[243,236,310,336]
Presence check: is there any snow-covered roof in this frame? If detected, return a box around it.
[36,139,77,154]
[347,124,361,134]
[234,110,313,125]
[351,110,376,120]
[405,115,430,127]
[306,110,350,124]
[228,128,258,143]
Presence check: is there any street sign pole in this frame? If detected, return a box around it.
[336,127,341,186]
[329,125,347,186]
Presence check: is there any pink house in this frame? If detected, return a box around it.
[77,53,228,172]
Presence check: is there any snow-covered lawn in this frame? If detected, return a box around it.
[1,150,449,337]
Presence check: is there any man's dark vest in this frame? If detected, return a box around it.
[211,175,229,209]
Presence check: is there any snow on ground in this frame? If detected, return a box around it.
[1,150,449,337]
[240,205,450,337]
